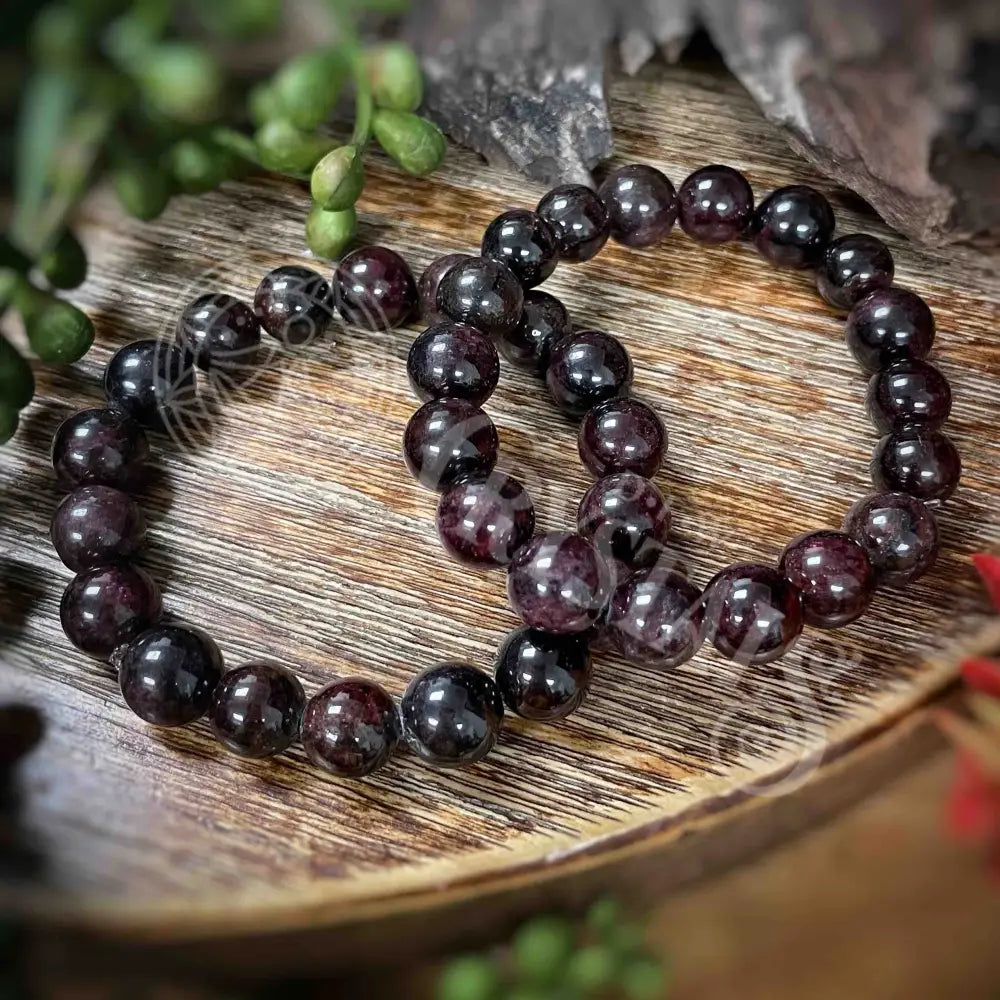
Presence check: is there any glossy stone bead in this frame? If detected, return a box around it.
[481,209,559,288]
[845,288,935,373]
[677,164,754,244]
[436,256,524,339]
[301,678,400,777]
[872,429,961,502]
[253,265,335,346]
[578,397,666,478]
[535,185,610,263]
[401,662,503,766]
[702,563,803,664]
[577,472,670,574]
[844,491,939,586]
[419,253,470,324]
[494,628,591,720]
[606,568,703,669]
[598,164,678,248]
[866,358,952,434]
[50,485,146,572]
[60,564,162,659]
[403,398,499,491]
[498,290,570,374]
[546,330,633,417]
[334,246,417,330]
[118,624,222,727]
[749,185,835,269]
[104,339,197,432]
[210,661,305,758]
[176,293,261,372]
[407,323,500,406]
[51,407,149,490]
[816,234,894,310]
[778,530,875,628]
[436,472,535,568]
[507,531,613,635]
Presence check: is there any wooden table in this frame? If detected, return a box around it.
[2,59,999,981]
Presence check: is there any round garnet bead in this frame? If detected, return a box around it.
[872,429,961,503]
[418,253,471,324]
[816,234,894,310]
[436,472,535,568]
[498,290,570,374]
[546,330,633,417]
[253,265,336,346]
[845,288,935,372]
[598,164,678,248]
[407,323,500,406]
[50,485,146,572]
[118,624,223,727]
[401,663,503,766]
[494,628,591,720]
[301,678,400,778]
[844,491,939,586]
[535,185,610,263]
[677,164,754,243]
[403,398,499,491]
[578,397,666,479]
[750,185,835,268]
[436,256,524,339]
[104,339,197,432]
[210,661,305,758]
[866,358,951,434]
[176,293,261,373]
[779,530,875,628]
[51,408,149,491]
[702,563,803,664]
[334,246,417,330]
[481,209,559,288]
[507,531,613,635]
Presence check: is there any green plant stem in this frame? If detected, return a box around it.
[350,49,373,147]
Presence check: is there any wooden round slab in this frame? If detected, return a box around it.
[2,64,998,972]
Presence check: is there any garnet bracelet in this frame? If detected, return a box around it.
[49,162,960,778]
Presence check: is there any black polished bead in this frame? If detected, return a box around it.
[334,246,417,330]
[403,398,499,491]
[866,358,952,434]
[598,164,678,248]
[407,323,500,406]
[210,661,305,758]
[494,628,591,721]
[536,185,610,263]
[104,339,197,432]
[872,429,961,503]
[253,265,336,346]
[51,407,150,490]
[677,164,754,244]
[176,293,261,373]
[816,234,894,310]
[50,485,146,572]
[546,330,633,417]
[481,209,559,288]
[401,662,503,766]
[498,291,570,374]
[844,491,939,586]
[750,185,835,268]
[845,288,935,373]
[419,253,471,324]
[436,256,524,339]
[118,624,223,727]
[578,397,666,478]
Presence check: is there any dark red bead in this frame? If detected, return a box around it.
[750,185,835,269]
[702,563,803,664]
[578,397,665,478]
[872,429,961,502]
[845,288,935,373]
[50,485,146,572]
[301,678,400,777]
[606,568,703,669]
[481,209,559,288]
[418,253,470,324]
[779,530,875,628]
[844,491,939,586]
[436,472,535,568]
[816,234,894,310]
[60,564,162,659]
[436,256,524,339]
[176,293,261,373]
[210,661,305,758]
[599,164,678,247]
[866,358,951,434]
[507,531,613,635]
[494,628,591,720]
[536,185,610,263]
[253,265,335,346]
[677,164,754,244]
[104,339,197,432]
[401,663,503,766]
[498,291,570,374]
[51,407,149,490]
[546,330,633,417]
[403,398,499,491]
[407,323,500,406]
[118,624,222,727]
[334,246,417,330]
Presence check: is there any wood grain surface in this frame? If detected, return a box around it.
[1,60,999,952]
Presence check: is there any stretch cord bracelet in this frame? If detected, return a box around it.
[48,162,960,778]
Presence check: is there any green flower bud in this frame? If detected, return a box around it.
[366,42,423,112]
[248,83,285,127]
[511,916,575,985]
[198,0,280,38]
[139,44,223,124]
[255,120,335,175]
[0,403,19,445]
[566,945,617,992]
[113,161,172,220]
[621,957,666,1000]
[39,230,88,290]
[310,145,365,211]
[305,205,356,260]
[168,139,226,194]
[25,298,95,364]
[435,955,498,1000]
[0,336,36,412]
[272,49,348,131]
[372,110,445,176]
[31,5,88,64]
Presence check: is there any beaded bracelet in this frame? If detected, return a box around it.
[48,161,960,780]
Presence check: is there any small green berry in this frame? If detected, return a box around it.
[168,140,227,194]
[436,955,499,1000]
[25,299,95,364]
[139,43,223,123]
[310,145,365,211]
[511,916,576,985]
[113,162,171,220]
[0,403,19,445]
[366,42,423,112]
[586,898,623,935]
[305,205,356,260]
[0,336,35,412]
[372,109,445,176]
[566,944,617,992]
[272,49,348,131]
[39,230,87,290]
[255,120,335,175]
[248,83,285,127]
[621,958,666,1000]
